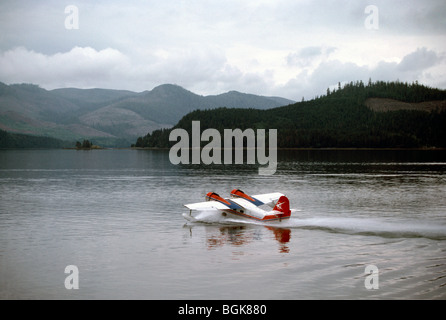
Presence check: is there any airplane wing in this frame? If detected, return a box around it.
[252,192,285,207]
[185,191,286,212]
[184,201,229,211]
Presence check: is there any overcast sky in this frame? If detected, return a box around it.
[0,0,445,100]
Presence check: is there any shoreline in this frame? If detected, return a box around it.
[129,147,446,151]
[1,147,445,151]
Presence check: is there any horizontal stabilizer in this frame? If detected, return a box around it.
[252,192,284,207]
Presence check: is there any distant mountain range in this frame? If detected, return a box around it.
[0,82,294,147]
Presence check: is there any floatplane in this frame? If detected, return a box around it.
[184,189,293,222]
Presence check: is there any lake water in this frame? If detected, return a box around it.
[1,149,445,300]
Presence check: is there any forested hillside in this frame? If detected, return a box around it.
[133,80,446,149]
[0,129,69,148]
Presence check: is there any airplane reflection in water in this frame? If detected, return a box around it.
[184,224,292,254]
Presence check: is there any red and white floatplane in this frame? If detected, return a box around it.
[184,189,293,222]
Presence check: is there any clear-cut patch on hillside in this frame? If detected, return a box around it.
[365,98,446,113]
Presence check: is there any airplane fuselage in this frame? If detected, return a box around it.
[216,197,289,221]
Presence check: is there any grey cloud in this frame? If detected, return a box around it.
[0,46,131,89]
[380,0,446,34]
[397,47,443,72]
[0,45,267,95]
[0,0,445,100]
[280,47,445,100]
[287,46,337,67]
[297,47,323,58]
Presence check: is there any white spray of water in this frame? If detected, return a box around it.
[184,211,446,240]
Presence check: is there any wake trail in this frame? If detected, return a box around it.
[183,211,446,240]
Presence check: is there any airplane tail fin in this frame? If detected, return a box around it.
[273,196,291,217]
